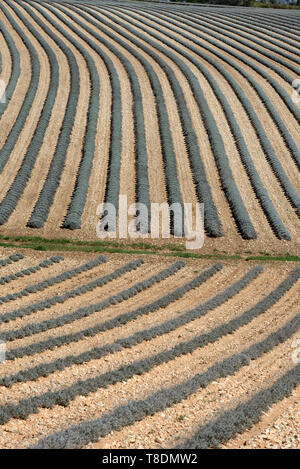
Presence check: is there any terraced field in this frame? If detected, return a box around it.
[0,0,299,255]
[0,248,298,448]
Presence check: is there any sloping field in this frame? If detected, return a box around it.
[0,0,299,255]
[0,248,298,448]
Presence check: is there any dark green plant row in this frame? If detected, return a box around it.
[0,252,24,267]
[0,255,63,285]
[0,262,222,384]
[1,265,298,431]
[4,259,184,354]
[0,254,106,307]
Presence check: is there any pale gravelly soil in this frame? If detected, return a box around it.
[0,247,298,449]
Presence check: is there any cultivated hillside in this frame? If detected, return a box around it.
[0,1,299,255]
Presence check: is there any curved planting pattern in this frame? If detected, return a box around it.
[0,0,58,219]
[0,255,63,285]
[0,254,107,306]
[0,0,299,245]
[0,244,299,448]
[0,2,40,175]
[30,0,151,230]
[19,0,80,229]
[32,322,300,449]
[92,5,292,239]
[53,2,223,237]
[0,254,299,450]
[128,4,300,173]
[0,257,143,326]
[0,18,21,122]
[0,252,24,267]
[0,0,299,450]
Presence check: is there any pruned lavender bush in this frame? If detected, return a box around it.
[0,255,106,308]
[4,260,185,357]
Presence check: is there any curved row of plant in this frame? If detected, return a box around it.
[0,264,261,387]
[6,0,79,230]
[0,17,20,122]
[104,3,300,79]
[132,3,300,126]
[122,5,300,212]
[150,6,300,172]
[199,9,299,50]
[0,255,63,285]
[34,0,150,231]
[74,4,254,238]
[181,326,300,448]
[6,263,258,361]
[18,0,100,231]
[225,8,300,35]
[47,2,192,237]
[0,1,58,223]
[103,6,293,239]
[0,2,41,176]
[0,257,142,326]
[0,255,107,307]
[0,263,222,378]
[0,252,24,267]
[2,259,184,344]
[25,0,122,231]
[31,321,300,448]
[173,7,300,67]
[1,266,298,426]
[91,5,265,238]
[170,5,300,37]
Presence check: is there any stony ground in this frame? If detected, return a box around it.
[0,247,298,449]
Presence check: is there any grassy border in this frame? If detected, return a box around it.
[0,234,299,262]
